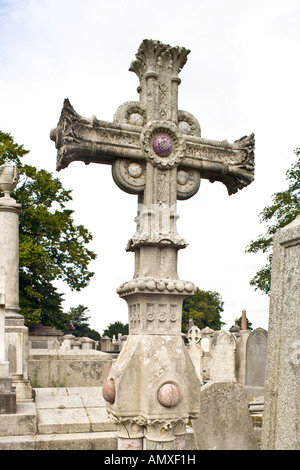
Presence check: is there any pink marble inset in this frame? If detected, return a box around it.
[152,135,173,157]
[157,383,181,407]
[102,379,116,404]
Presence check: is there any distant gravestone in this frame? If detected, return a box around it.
[244,328,268,399]
[186,325,204,383]
[211,330,236,382]
[201,326,214,380]
[192,381,258,450]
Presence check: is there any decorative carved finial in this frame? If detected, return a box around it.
[0,162,19,197]
[129,39,190,79]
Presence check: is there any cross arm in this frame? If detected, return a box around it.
[50,99,144,171]
[181,133,255,195]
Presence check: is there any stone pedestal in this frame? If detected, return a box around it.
[0,287,16,414]
[105,316,201,449]
[261,215,300,450]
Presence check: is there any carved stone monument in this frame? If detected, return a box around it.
[50,39,255,450]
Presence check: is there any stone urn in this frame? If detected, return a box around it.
[0,162,19,196]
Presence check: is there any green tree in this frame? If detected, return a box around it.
[102,321,129,338]
[0,131,97,327]
[246,148,300,295]
[182,288,225,332]
[67,305,100,340]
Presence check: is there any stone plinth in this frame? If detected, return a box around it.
[106,332,200,448]
[261,215,300,450]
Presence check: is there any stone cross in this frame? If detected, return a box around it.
[50,39,255,450]
[186,324,204,384]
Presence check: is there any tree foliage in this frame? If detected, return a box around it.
[182,288,225,332]
[0,131,97,327]
[102,321,129,338]
[67,305,100,340]
[246,148,300,295]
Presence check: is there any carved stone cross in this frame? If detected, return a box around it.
[50,39,255,450]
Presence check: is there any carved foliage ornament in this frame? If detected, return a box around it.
[129,39,190,82]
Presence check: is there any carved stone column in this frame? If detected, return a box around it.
[0,163,32,402]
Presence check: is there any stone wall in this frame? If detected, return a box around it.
[28,349,117,388]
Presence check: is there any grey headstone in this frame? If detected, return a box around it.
[192,381,258,450]
[244,328,268,399]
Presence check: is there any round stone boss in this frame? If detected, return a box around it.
[102,379,116,404]
[112,159,146,195]
[176,169,201,200]
[152,135,173,157]
[157,382,182,408]
[140,121,186,169]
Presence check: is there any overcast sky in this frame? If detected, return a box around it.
[0,0,299,334]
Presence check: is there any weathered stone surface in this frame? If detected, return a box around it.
[192,381,258,450]
[261,215,300,450]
